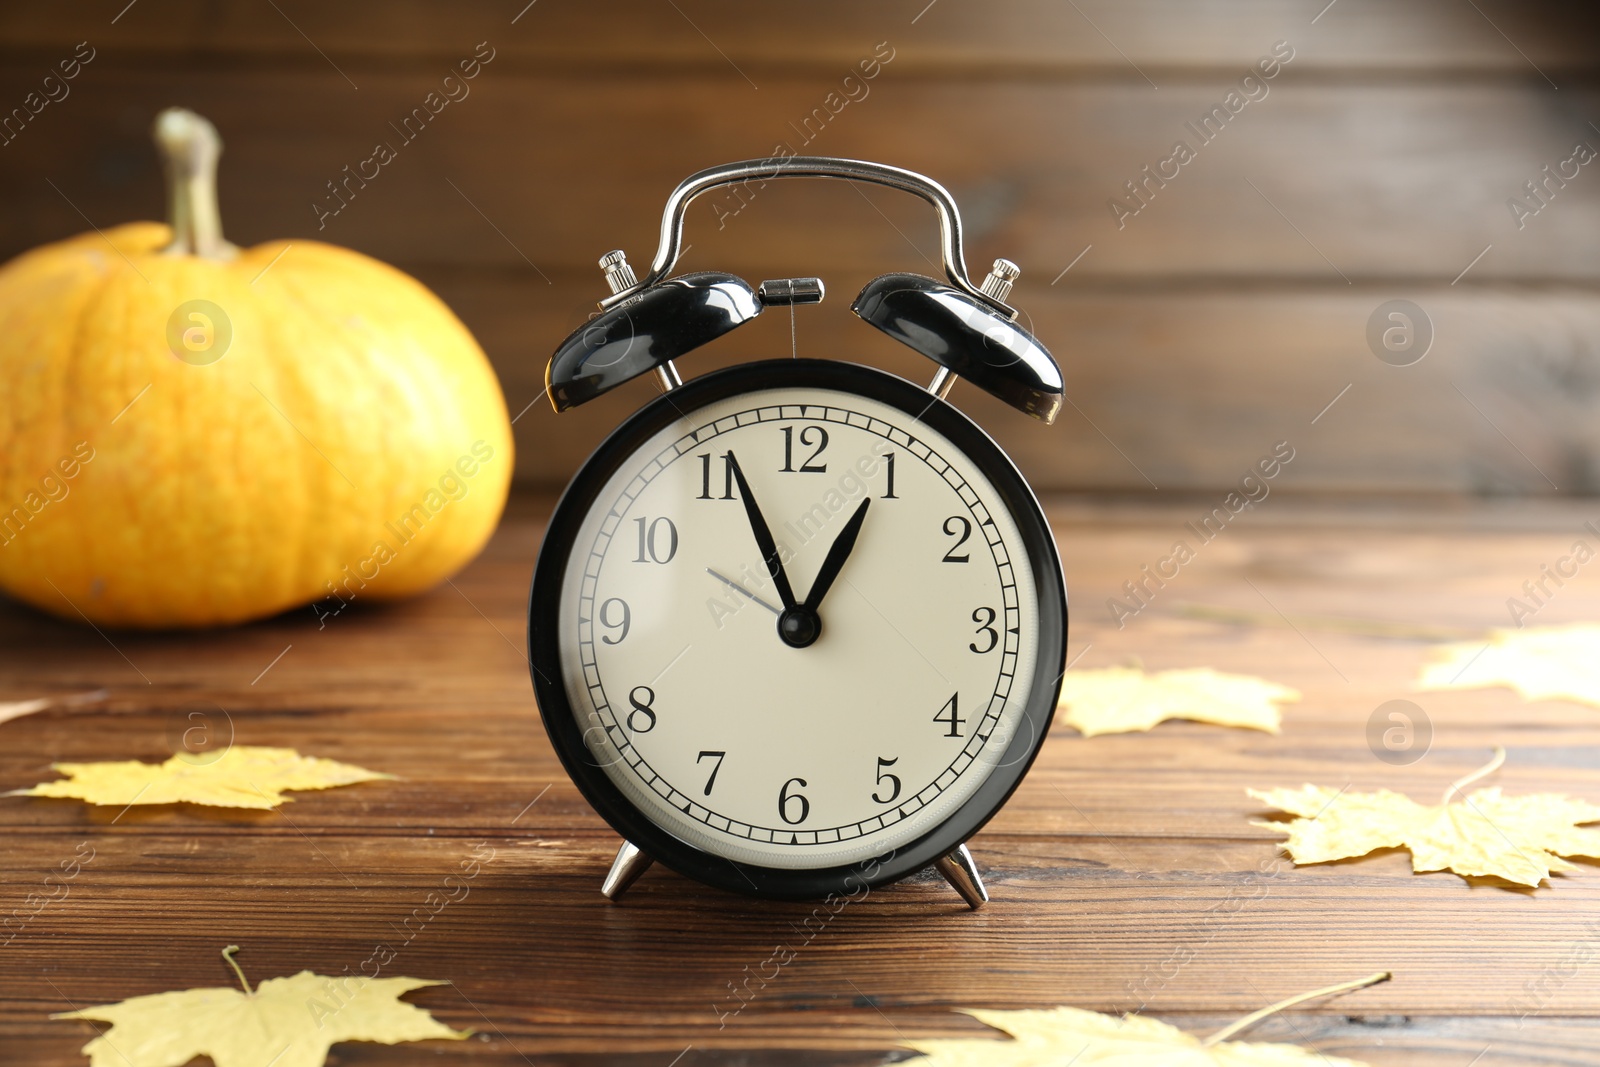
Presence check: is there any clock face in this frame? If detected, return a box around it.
[532,361,1065,893]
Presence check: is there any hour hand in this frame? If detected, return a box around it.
[725,452,797,610]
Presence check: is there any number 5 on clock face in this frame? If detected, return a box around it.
[531,360,1066,899]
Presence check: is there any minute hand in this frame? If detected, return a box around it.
[801,497,871,612]
[726,452,798,610]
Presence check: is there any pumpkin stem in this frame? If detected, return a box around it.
[154,108,237,260]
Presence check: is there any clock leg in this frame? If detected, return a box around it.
[600,840,655,901]
[934,843,988,910]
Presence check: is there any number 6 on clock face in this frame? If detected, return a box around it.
[530,360,1066,900]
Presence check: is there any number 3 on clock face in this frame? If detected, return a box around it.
[530,360,1067,899]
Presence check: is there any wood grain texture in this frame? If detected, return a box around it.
[2,0,1597,72]
[4,74,1599,281]
[1,1,1598,494]
[3,494,1600,1064]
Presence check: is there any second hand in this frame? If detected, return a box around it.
[705,568,782,616]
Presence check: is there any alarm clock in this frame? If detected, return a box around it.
[528,158,1067,907]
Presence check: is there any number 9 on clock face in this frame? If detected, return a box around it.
[530,360,1067,899]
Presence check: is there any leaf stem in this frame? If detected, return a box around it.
[222,944,253,995]
[1201,971,1390,1046]
[1443,746,1507,805]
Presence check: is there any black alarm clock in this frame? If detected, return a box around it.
[528,158,1067,907]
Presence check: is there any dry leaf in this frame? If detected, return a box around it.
[1250,750,1600,887]
[54,946,466,1067]
[1057,667,1300,737]
[903,973,1387,1066]
[8,745,391,810]
[903,1008,1371,1066]
[1417,623,1600,707]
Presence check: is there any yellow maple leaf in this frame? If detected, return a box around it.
[54,946,467,1067]
[7,745,391,810]
[1057,667,1300,737]
[903,973,1387,1066]
[1417,623,1600,707]
[1250,749,1600,887]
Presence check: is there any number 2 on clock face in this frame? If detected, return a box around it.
[556,384,1042,871]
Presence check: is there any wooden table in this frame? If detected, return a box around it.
[4,492,1599,1065]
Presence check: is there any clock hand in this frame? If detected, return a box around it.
[725,451,798,610]
[800,497,871,613]
[705,567,782,616]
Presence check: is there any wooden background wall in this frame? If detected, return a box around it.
[2,0,1599,495]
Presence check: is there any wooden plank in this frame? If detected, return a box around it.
[1,73,1598,281]
[4,497,1600,1063]
[3,835,1600,1017]
[427,272,1600,493]
[2,0,1596,73]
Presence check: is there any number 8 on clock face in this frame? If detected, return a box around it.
[529,157,1067,904]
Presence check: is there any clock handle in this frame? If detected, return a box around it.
[599,157,1016,321]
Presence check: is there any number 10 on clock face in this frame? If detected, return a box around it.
[534,362,1063,894]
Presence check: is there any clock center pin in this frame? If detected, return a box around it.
[777,606,822,648]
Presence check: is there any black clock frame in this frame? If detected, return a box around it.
[528,359,1067,901]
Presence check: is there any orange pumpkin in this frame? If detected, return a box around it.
[0,109,513,628]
